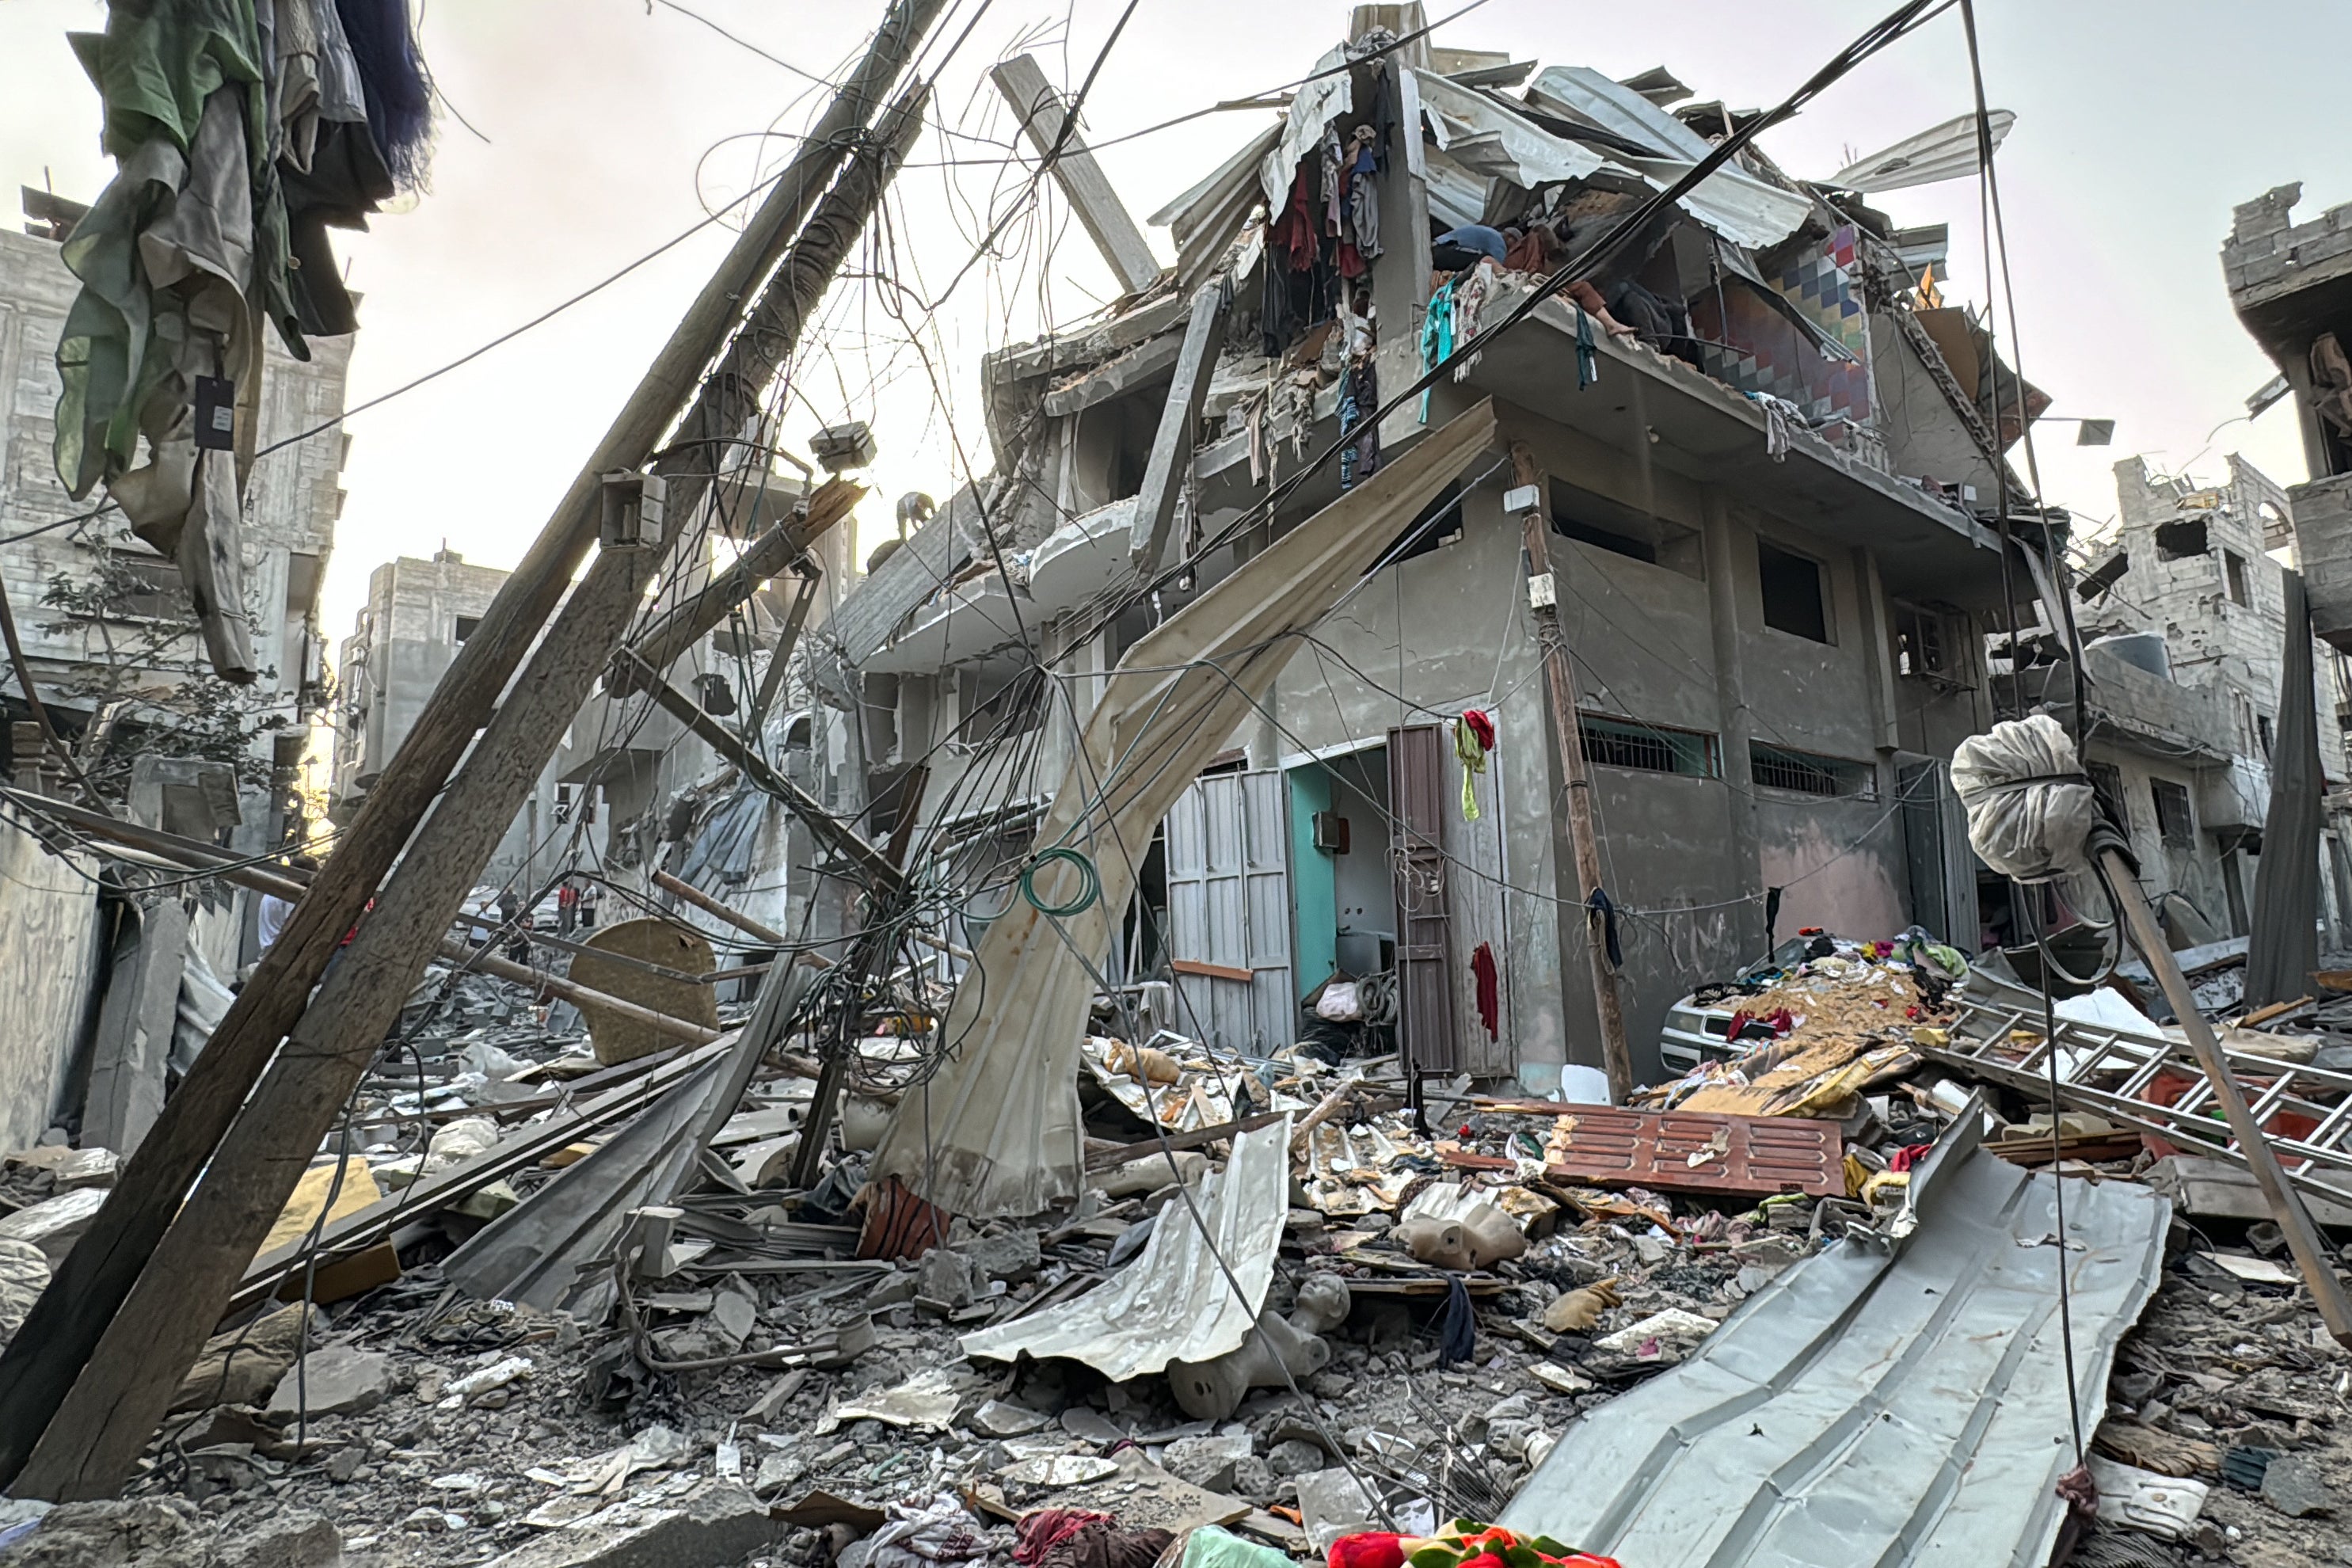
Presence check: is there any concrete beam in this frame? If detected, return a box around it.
[991,55,1162,296]
[1129,282,1231,571]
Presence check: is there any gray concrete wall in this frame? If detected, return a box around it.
[0,807,101,1150]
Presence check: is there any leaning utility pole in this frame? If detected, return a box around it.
[0,0,946,1494]
[1508,443,1635,1101]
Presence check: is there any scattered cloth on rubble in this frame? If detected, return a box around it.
[1014,1509,1173,1568]
[851,1494,990,1568]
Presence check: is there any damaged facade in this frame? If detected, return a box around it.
[813,18,2051,1090]
[2065,453,2352,951]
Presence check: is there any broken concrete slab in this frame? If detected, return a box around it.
[482,1480,782,1568]
[2263,1453,2338,1518]
[263,1345,394,1421]
[214,1506,341,1568]
[0,1498,212,1566]
[964,1227,1041,1284]
[171,1303,314,1414]
[1163,1432,1254,1492]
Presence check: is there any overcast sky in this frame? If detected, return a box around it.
[2,0,2344,649]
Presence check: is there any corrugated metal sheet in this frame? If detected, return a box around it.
[1389,725,1458,1074]
[960,1116,1289,1378]
[1546,1106,1844,1197]
[1502,1106,2171,1568]
[1827,110,2015,194]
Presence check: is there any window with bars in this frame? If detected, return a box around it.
[1749,743,1874,798]
[2150,778,2196,848]
[1580,716,1718,778]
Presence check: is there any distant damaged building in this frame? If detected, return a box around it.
[798,9,2080,1092]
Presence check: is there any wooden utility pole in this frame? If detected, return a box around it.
[0,41,942,1497]
[1507,443,1633,1102]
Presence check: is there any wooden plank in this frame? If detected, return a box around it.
[1509,445,1632,1100]
[2098,843,2352,1348]
[3,77,940,1501]
[989,55,1161,295]
[1171,957,1253,984]
[1129,282,1231,571]
[654,868,788,946]
[618,479,859,679]
[2236,995,2314,1028]
[1083,1110,1288,1172]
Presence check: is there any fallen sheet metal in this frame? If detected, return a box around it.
[1544,1106,1845,1197]
[1501,1101,2170,1567]
[960,1117,1289,1380]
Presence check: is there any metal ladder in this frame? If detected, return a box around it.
[1929,975,2352,1208]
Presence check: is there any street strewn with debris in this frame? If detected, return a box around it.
[4,2,2352,1567]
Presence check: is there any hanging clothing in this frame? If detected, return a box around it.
[1587,888,1623,970]
[1271,162,1319,272]
[333,0,434,192]
[1347,133,1381,258]
[1338,360,1380,492]
[1471,942,1499,1041]
[1418,279,1455,424]
[1319,128,1345,235]
[1454,713,1490,820]
[59,6,308,504]
[1573,301,1598,390]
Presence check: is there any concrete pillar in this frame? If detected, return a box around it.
[1701,492,1764,933]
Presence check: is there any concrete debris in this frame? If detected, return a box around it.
[262,1345,396,1421]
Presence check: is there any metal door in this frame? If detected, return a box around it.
[1441,736,1516,1076]
[1897,754,1980,946]
[1163,768,1294,1055]
[1388,725,1459,1073]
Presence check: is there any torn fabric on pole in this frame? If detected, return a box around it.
[873,399,1501,1219]
[960,1116,1291,1378]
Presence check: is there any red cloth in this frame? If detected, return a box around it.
[1886,1141,1936,1174]
[1013,1510,1117,1566]
[1472,941,1499,1040]
[1330,1535,1407,1568]
[1273,165,1320,272]
[1461,707,1496,751]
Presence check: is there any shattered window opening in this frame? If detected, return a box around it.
[2225,548,2251,607]
[2150,778,2196,848]
[2087,760,2131,833]
[2153,518,2209,560]
[1893,604,1953,678]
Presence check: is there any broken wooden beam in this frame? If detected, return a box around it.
[989,54,1162,296]
[655,869,788,946]
[617,478,859,683]
[2099,843,2352,1347]
[1128,280,1230,571]
[621,650,904,894]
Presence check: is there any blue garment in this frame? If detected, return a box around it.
[1434,224,1507,261]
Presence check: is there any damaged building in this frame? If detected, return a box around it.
[2065,452,2352,950]
[809,17,2060,1090]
